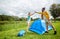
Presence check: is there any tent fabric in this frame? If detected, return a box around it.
[29,19,52,34]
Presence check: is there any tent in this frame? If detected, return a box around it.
[17,30,26,36]
[29,19,52,34]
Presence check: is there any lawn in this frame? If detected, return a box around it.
[0,21,60,39]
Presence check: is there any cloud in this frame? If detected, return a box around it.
[0,0,60,18]
[53,0,60,4]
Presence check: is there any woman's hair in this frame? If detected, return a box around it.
[28,12,30,15]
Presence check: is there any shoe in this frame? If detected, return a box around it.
[45,31,48,33]
[54,31,57,35]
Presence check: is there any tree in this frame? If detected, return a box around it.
[57,4,60,16]
[50,4,60,21]
[0,15,20,21]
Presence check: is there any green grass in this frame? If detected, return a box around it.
[0,21,60,39]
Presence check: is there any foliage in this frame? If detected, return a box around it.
[50,4,60,21]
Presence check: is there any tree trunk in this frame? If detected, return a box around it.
[54,18,56,22]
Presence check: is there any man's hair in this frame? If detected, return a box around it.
[42,7,45,10]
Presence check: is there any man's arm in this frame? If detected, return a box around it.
[35,11,42,14]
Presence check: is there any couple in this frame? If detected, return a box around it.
[27,7,57,35]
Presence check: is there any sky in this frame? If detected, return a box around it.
[0,0,60,19]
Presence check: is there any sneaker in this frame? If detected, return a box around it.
[45,31,48,33]
[54,31,57,35]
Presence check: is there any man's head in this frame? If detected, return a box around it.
[42,7,45,12]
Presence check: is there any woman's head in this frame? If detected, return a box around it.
[28,12,30,15]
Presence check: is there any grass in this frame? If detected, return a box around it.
[0,21,60,39]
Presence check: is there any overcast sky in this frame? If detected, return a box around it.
[0,0,60,19]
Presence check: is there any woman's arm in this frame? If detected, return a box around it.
[30,13,35,16]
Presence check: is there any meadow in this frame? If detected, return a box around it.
[0,21,60,39]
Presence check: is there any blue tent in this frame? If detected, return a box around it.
[29,19,52,34]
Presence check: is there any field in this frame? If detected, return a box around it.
[0,21,60,39]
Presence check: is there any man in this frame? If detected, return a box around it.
[35,7,57,35]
